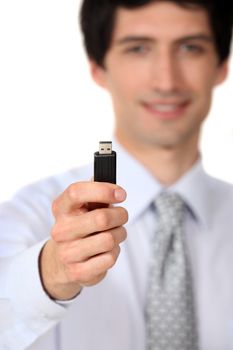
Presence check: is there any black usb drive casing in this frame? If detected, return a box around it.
[94,141,117,184]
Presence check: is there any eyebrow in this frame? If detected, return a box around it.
[175,34,214,44]
[115,34,214,46]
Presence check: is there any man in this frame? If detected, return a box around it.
[0,0,233,349]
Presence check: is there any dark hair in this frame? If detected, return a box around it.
[80,0,233,67]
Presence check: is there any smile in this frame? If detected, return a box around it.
[152,104,183,112]
[142,101,190,120]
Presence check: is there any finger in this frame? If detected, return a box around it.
[52,181,127,217]
[57,226,127,263]
[67,246,121,286]
[52,206,128,242]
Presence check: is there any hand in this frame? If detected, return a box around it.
[40,181,128,300]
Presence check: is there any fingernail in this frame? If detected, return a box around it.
[114,189,127,201]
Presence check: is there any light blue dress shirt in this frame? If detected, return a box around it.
[1,141,233,349]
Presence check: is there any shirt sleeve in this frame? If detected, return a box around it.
[1,240,68,349]
[0,182,71,349]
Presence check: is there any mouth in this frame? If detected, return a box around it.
[142,100,190,120]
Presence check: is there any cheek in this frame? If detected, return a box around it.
[181,64,215,119]
[192,80,213,121]
[107,59,147,94]
[108,74,140,102]
[182,58,218,87]
[184,65,216,104]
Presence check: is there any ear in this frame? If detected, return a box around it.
[89,60,108,89]
[214,60,229,86]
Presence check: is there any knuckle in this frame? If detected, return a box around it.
[51,223,62,241]
[121,208,129,224]
[67,183,78,200]
[95,210,110,230]
[120,227,127,242]
[116,245,121,257]
[106,255,116,269]
[95,184,111,199]
[115,207,128,225]
[123,227,128,239]
[106,249,119,269]
[51,219,70,242]
[102,232,115,251]
[51,199,59,216]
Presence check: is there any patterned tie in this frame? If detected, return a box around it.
[146,191,198,350]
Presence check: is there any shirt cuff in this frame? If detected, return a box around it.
[55,287,83,306]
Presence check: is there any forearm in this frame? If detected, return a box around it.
[1,240,68,349]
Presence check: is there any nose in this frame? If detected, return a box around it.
[149,48,180,94]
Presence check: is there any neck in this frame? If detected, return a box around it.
[115,134,200,186]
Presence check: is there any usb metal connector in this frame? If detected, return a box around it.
[99,141,112,154]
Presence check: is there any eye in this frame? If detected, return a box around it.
[124,44,150,55]
[180,43,205,54]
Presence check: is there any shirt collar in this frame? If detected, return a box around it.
[170,160,211,229]
[113,139,211,228]
[113,140,162,224]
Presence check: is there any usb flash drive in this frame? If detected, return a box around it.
[94,141,117,184]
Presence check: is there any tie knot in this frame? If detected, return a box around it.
[155,191,185,226]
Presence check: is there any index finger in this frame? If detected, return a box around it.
[52,181,127,217]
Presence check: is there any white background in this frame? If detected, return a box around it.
[0,0,232,202]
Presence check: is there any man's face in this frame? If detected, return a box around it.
[91,1,228,151]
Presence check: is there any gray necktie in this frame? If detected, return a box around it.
[146,191,198,350]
